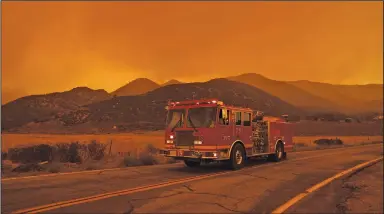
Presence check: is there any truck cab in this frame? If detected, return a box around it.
[161,98,293,170]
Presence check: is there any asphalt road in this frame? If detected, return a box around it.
[2,144,383,214]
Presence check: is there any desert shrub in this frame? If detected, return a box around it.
[2,152,7,160]
[144,143,158,155]
[138,152,158,165]
[8,144,53,164]
[135,144,161,165]
[314,138,344,146]
[165,157,177,164]
[12,163,44,172]
[54,143,70,162]
[53,142,82,163]
[2,160,13,171]
[48,165,61,173]
[87,140,107,160]
[7,141,107,165]
[123,154,141,167]
[68,142,82,163]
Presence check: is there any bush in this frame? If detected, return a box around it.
[2,152,7,160]
[123,155,141,167]
[54,142,82,163]
[87,140,107,160]
[165,157,177,164]
[138,152,158,165]
[12,163,44,172]
[6,140,108,165]
[314,138,344,146]
[48,165,61,173]
[68,142,82,163]
[144,144,158,155]
[8,144,53,164]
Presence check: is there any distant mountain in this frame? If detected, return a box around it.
[227,73,340,112]
[162,79,183,86]
[1,87,111,130]
[111,78,160,97]
[14,79,304,133]
[1,87,28,105]
[3,73,382,134]
[288,80,383,113]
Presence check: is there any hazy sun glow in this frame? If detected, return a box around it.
[2,1,383,103]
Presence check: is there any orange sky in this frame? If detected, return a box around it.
[1,1,383,103]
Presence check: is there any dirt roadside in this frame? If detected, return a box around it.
[288,158,383,214]
[337,160,383,214]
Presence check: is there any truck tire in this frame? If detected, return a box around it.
[228,143,245,170]
[268,143,284,162]
[184,160,200,168]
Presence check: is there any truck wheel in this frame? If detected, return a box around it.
[283,151,287,159]
[184,160,200,168]
[268,144,284,162]
[228,144,245,170]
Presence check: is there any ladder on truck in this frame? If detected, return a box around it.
[251,121,268,154]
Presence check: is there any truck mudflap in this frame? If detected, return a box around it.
[160,149,230,160]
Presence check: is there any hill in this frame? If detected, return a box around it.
[288,80,383,113]
[162,79,183,86]
[1,87,111,131]
[1,87,27,105]
[111,78,160,97]
[227,73,340,112]
[14,79,304,133]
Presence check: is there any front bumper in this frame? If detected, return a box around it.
[160,149,230,161]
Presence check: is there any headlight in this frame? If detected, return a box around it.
[169,135,174,139]
[166,140,174,144]
[194,140,202,145]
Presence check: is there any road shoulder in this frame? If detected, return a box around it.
[288,160,383,213]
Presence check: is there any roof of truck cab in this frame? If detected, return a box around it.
[221,105,253,112]
[168,104,252,112]
[167,98,253,112]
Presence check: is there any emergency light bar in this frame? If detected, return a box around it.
[166,99,224,107]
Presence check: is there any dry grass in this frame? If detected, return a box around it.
[1,132,381,177]
[1,131,164,154]
[293,121,382,136]
[3,132,382,154]
[293,136,383,147]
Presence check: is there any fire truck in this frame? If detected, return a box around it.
[161,99,294,170]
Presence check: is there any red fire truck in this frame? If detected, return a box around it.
[161,99,294,170]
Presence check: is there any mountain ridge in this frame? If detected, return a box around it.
[2,73,382,133]
[6,78,305,133]
[111,78,160,97]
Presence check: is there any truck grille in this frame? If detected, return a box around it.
[175,131,195,146]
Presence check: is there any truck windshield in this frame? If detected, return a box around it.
[187,107,217,128]
[166,109,185,129]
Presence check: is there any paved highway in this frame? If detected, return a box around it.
[2,144,383,214]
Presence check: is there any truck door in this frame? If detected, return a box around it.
[242,112,252,151]
[218,108,232,146]
[234,111,252,150]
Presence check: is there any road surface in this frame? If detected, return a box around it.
[2,144,383,214]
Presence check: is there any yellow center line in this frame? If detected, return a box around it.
[11,150,367,214]
[272,156,384,214]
